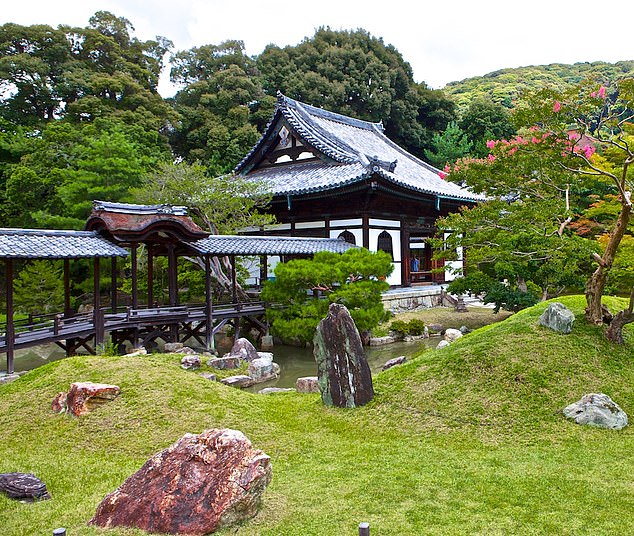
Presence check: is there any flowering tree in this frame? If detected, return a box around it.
[443,79,634,342]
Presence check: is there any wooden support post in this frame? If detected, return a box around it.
[5,259,15,375]
[131,243,138,309]
[111,256,117,313]
[259,255,267,287]
[93,257,104,348]
[147,245,154,307]
[204,255,215,352]
[401,225,411,287]
[63,259,72,317]
[359,522,370,536]
[362,214,370,249]
[230,255,237,304]
[167,244,178,307]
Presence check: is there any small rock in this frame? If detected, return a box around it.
[0,374,21,385]
[258,387,294,395]
[51,392,68,413]
[0,472,51,501]
[539,302,575,334]
[563,393,628,430]
[164,342,184,353]
[180,355,201,370]
[248,354,280,383]
[382,355,407,371]
[436,340,450,349]
[225,338,259,361]
[126,347,147,356]
[207,356,241,370]
[176,346,196,355]
[200,372,217,381]
[295,376,320,394]
[444,328,463,342]
[427,323,445,335]
[65,382,121,417]
[369,335,397,346]
[221,375,255,388]
[459,325,471,334]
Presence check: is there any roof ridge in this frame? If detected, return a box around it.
[0,228,98,236]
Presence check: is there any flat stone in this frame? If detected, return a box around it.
[382,355,407,371]
[0,472,51,501]
[164,342,184,353]
[207,356,241,370]
[126,347,147,356]
[200,373,217,381]
[258,387,294,395]
[180,355,201,370]
[90,429,271,534]
[260,335,274,351]
[436,340,450,349]
[295,376,320,394]
[221,375,255,388]
[0,374,21,385]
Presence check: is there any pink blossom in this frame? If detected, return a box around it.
[598,86,606,99]
[583,145,596,159]
[508,147,518,155]
[553,101,561,113]
[531,137,539,144]
[590,91,597,98]
[443,164,451,173]
[438,171,447,180]
[486,140,496,149]
[487,154,496,162]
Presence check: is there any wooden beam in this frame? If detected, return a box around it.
[111,256,117,313]
[93,257,103,348]
[5,259,14,375]
[63,259,72,317]
[131,243,138,309]
[204,255,214,352]
[147,245,154,307]
[167,244,178,307]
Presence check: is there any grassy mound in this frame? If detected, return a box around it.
[0,296,632,535]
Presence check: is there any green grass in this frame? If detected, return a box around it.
[1,296,632,535]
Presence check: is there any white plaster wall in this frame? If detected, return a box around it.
[369,228,401,261]
[443,233,463,282]
[330,228,363,246]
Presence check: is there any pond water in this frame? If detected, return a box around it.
[245,338,439,391]
[5,338,439,389]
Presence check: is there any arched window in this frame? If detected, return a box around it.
[377,230,393,260]
[338,230,356,245]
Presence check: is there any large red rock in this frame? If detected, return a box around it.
[90,429,272,535]
[65,382,120,417]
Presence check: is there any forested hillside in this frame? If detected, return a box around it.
[444,61,634,109]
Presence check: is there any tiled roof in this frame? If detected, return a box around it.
[191,235,356,256]
[92,200,189,216]
[236,92,483,202]
[0,229,128,259]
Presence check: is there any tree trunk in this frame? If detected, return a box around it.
[604,287,634,344]
[517,276,528,293]
[585,201,631,324]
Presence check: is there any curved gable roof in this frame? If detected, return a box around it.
[236,92,482,203]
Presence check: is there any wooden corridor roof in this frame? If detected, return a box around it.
[0,229,128,259]
[190,234,357,256]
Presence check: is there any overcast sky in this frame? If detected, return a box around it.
[4,0,634,97]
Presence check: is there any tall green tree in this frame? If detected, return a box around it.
[169,41,275,172]
[424,121,472,168]
[446,79,634,343]
[459,98,516,157]
[257,28,456,156]
[261,249,393,344]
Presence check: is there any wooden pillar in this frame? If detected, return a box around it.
[230,255,237,304]
[167,244,178,307]
[147,245,154,307]
[401,225,411,287]
[63,259,72,317]
[131,243,138,309]
[93,257,103,348]
[110,256,117,313]
[362,214,370,249]
[5,259,15,375]
[259,255,268,287]
[204,255,214,352]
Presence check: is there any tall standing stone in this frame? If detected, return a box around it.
[313,303,373,408]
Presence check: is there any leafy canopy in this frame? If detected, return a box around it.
[261,248,393,344]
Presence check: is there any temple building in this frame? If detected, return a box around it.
[235,92,481,287]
